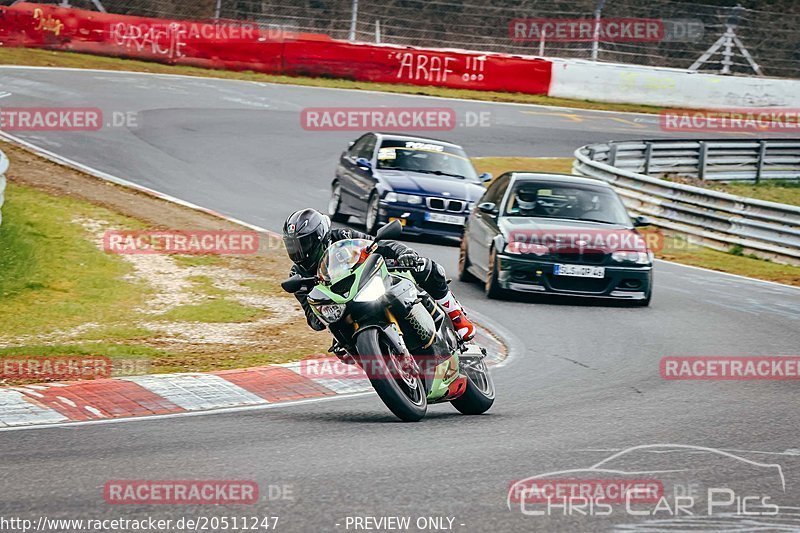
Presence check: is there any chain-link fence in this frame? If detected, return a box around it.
[5,0,800,78]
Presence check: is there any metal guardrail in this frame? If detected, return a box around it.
[0,149,8,227]
[573,140,800,266]
[592,139,800,183]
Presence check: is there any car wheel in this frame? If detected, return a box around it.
[328,182,349,223]
[365,192,381,235]
[458,237,478,283]
[634,286,652,307]
[485,247,507,299]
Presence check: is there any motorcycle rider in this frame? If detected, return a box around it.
[282,208,475,341]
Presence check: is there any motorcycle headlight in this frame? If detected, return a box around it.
[315,303,346,323]
[611,251,651,265]
[354,276,386,302]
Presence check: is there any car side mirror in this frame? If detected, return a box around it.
[479,172,493,183]
[478,202,498,215]
[632,215,652,227]
[348,141,355,148]
[356,157,372,172]
[375,219,403,242]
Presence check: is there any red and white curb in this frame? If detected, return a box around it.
[0,326,506,428]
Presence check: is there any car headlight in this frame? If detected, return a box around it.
[505,242,548,256]
[611,251,651,265]
[354,276,386,302]
[398,194,423,205]
[386,193,422,204]
[315,303,346,323]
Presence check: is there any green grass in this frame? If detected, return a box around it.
[709,180,800,207]
[0,181,303,380]
[158,299,269,323]
[173,255,224,267]
[659,237,800,286]
[472,157,573,178]
[471,157,800,286]
[0,47,666,114]
[0,183,150,337]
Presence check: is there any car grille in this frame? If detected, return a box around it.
[552,250,607,265]
[548,276,609,293]
[427,197,466,213]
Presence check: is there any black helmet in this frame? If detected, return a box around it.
[516,187,539,212]
[283,209,331,272]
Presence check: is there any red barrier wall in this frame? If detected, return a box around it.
[0,3,552,95]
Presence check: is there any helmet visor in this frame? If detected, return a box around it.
[283,231,326,271]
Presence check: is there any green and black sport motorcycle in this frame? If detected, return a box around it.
[281,221,495,422]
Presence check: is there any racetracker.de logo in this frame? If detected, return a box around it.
[509,18,664,42]
[297,354,456,381]
[0,357,112,380]
[301,107,457,131]
[661,109,800,132]
[0,107,103,131]
[508,228,656,253]
[103,230,259,255]
[660,356,800,380]
[508,478,663,505]
[104,480,259,505]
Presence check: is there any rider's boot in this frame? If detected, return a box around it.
[435,291,475,341]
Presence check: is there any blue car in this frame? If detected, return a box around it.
[329,133,491,237]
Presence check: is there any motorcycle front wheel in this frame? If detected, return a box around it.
[451,357,495,415]
[355,328,427,422]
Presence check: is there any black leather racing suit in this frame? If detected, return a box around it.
[291,227,449,331]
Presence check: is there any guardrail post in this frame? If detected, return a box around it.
[608,143,618,166]
[755,140,767,184]
[698,141,708,180]
[643,141,653,175]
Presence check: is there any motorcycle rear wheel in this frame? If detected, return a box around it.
[356,328,427,422]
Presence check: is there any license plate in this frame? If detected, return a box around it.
[553,264,605,278]
[425,212,465,225]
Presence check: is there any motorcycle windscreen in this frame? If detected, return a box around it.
[318,239,373,283]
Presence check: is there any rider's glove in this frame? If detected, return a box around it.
[397,252,421,270]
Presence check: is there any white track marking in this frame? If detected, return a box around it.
[121,373,267,411]
[56,396,77,408]
[0,389,68,427]
[0,390,375,432]
[655,259,800,291]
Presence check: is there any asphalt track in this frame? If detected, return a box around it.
[0,67,799,532]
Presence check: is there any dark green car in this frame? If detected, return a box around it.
[458,172,654,306]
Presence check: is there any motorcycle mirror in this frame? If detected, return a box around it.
[281,274,304,294]
[375,219,403,242]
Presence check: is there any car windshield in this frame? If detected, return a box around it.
[375,140,479,182]
[317,239,373,283]
[504,183,631,225]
